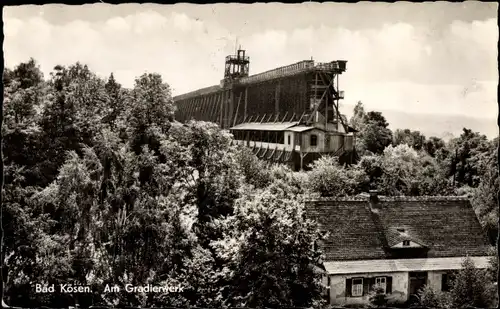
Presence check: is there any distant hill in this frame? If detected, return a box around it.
[342,104,498,141]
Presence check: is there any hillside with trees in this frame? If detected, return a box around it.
[1,59,498,308]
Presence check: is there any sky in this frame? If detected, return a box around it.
[3,2,499,119]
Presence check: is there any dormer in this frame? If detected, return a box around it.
[385,226,429,258]
[391,240,425,249]
[389,228,425,249]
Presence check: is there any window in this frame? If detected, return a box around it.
[288,135,291,145]
[351,278,363,297]
[375,277,387,294]
[403,240,410,246]
[310,134,318,147]
[278,132,284,144]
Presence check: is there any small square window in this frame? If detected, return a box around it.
[403,240,410,246]
[351,278,363,297]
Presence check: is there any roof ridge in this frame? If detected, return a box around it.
[306,195,470,202]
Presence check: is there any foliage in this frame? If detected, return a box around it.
[423,136,446,158]
[417,285,452,309]
[450,257,496,308]
[368,285,388,308]
[2,58,498,308]
[213,181,325,308]
[307,156,368,197]
[234,145,272,189]
[350,102,393,155]
[448,128,493,188]
[486,246,498,281]
[393,129,426,151]
[359,144,453,196]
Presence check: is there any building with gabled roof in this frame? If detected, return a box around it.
[305,191,493,306]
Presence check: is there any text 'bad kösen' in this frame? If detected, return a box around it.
[35,284,185,294]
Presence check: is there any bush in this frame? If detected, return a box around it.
[417,284,452,308]
[369,285,388,308]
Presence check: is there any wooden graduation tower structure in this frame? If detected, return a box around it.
[173,48,357,170]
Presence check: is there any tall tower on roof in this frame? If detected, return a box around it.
[224,47,250,80]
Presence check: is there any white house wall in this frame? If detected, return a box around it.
[329,270,448,307]
[427,270,446,292]
[284,131,295,152]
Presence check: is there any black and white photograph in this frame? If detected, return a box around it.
[1,2,499,309]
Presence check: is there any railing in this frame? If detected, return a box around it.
[315,62,339,71]
[239,60,347,85]
[314,61,347,72]
[240,60,314,84]
[226,55,250,62]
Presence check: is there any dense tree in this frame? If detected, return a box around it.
[307,156,368,197]
[349,101,366,132]
[424,136,446,157]
[470,137,499,244]
[2,59,497,308]
[102,73,127,131]
[213,181,325,308]
[128,73,175,154]
[450,257,496,308]
[359,144,453,196]
[349,102,393,155]
[393,128,426,150]
[447,128,492,188]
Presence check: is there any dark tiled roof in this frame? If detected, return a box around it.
[305,196,491,261]
[306,200,387,261]
[376,198,491,258]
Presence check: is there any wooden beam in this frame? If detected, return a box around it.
[281,112,288,123]
[275,82,280,116]
[313,71,318,111]
[205,95,211,122]
[212,94,218,123]
[307,75,335,123]
[260,114,266,123]
[298,111,306,123]
[207,94,214,123]
[199,96,204,120]
[233,92,243,127]
[191,97,197,120]
[244,87,248,120]
[202,95,208,121]
[227,90,233,128]
[195,97,200,120]
[187,99,194,120]
[198,96,204,121]
[219,91,224,128]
